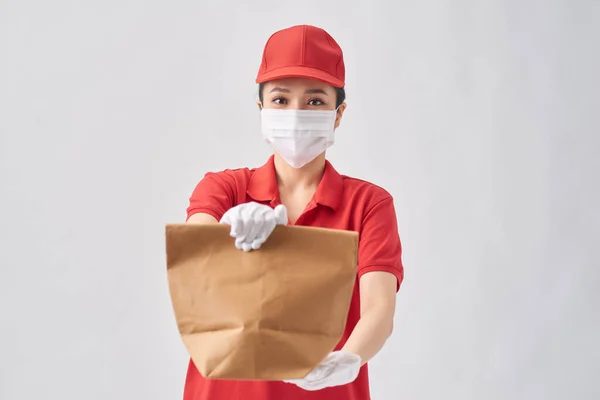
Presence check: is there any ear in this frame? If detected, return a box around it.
[257,100,263,110]
[334,102,347,129]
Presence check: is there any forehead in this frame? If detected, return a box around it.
[263,77,334,93]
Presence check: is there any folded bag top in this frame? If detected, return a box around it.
[165,223,358,380]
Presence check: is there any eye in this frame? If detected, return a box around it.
[272,97,288,105]
[308,98,326,106]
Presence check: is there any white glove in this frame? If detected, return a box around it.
[284,351,362,391]
[219,202,288,252]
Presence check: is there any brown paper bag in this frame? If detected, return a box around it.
[165,223,358,380]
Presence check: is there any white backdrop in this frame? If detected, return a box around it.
[1,1,599,399]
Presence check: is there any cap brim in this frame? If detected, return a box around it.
[256,66,344,88]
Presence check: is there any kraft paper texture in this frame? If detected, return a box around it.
[165,223,358,380]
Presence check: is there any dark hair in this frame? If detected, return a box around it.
[258,82,346,108]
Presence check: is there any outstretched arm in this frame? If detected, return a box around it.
[187,212,218,224]
[342,271,397,365]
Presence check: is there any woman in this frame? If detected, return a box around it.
[185,24,404,400]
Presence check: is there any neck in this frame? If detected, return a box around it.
[273,153,326,191]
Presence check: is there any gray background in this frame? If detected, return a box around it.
[1,0,599,399]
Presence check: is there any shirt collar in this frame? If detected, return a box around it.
[247,156,344,210]
[246,156,279,203]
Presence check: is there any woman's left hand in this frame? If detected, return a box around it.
[283,351,362,391]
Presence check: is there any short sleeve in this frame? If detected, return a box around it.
[186,171,238,222]
[357,196,404,291]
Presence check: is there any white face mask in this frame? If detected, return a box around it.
[260,108,337,168]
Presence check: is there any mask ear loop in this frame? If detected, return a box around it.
[334,104,343,118]
[333,104,343,130]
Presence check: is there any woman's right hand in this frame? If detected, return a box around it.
[219,202,288,252]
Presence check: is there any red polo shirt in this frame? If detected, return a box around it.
[184,156,404,400]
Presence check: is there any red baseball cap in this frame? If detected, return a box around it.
[256,25,345,88]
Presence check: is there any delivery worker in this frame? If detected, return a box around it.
[185,24,404,400]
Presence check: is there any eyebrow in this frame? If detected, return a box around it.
[268,87,329,95]
[304,88,328,95]
[269,87,291,93]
